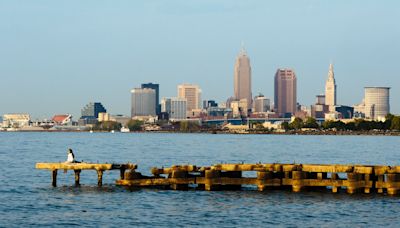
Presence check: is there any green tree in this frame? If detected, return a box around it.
[303,117,319,129]
[385,114,395,130]
[127,120,144,131]
[179,121,200,132]
[93,121,122,131]
[180,121,189,132]
[281,122,290,131]
[289,118,304,130]
[391,116,400,131]
[254,123,265,130]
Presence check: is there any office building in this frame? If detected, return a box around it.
[131,88,156,117]
[335,106,354,119]
[141,83,160,115]
[253,94,270,113]
[274,69,297,117]
[231,99,248,118]
[364,87,390,120]
[177,84,202,112]
[233,46,252,109]
[203,100,218,109]
[81,102,107,119]
[161,97,187,120]
[311,95,329,119]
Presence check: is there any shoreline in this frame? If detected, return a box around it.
[1,129,399,136]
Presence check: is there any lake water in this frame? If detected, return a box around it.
[0,132,399,227]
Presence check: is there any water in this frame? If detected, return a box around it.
[0,132,399,227]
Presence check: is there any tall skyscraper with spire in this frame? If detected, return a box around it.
[233,46,252,110]
[325,63,337,110]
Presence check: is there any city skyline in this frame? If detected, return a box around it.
[0,1,399,119]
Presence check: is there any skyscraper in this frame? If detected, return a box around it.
[177,84,202,112]
[141,83,160,115]
[233,47,252,110]
[274,69,297,117]
[364,87,390,120]
[325,64,337,111]
[131,88,156,117]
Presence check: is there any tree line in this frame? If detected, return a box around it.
[281,114,400,131]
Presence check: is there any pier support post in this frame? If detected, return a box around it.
[51,169,57,187]
[120,168,126,180]
[387,174,399,195]
[74,170,81,186]
[317,172,327,180]
[292,171,304,193]
[347,173,360,194]
[224,171,242,190]
[364,174,371,194]
[97,170,103,187]
[171,170,188,190]
[331,173,339,193]
[377,175,384,194]
[257,171,273,191]
[205,170,221,191]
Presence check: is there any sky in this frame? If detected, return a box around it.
[0,0,399,119]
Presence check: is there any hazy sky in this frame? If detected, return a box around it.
[1,0,399,119]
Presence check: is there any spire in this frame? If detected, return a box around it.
[328,63,334,80]
[240,41,247,55]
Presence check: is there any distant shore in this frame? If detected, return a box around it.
[1,129,399,136]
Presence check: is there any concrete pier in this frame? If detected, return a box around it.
[116,163,400,195]
[36,162,400,195]
[36,163,137,187]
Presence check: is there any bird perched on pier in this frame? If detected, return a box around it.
[67,149,75,163]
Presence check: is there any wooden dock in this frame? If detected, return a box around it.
[116,163,400,195]
[36,162,137,187]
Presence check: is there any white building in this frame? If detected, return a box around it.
[253,95,270,113]
[177,84,202,112]
[364,87,390,120]
[161,97,187,120]
[2,114,31,128]
[325,63,337,112]
[131,88,156,117]
[231,99,248,118]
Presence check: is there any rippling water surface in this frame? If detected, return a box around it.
[0,132,399,227]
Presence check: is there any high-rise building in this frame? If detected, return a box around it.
[177,84,202,112]
[81,102,107,119]
[364,87,390,120]
[161,97,187,120]
[131,88,156,117]
[233,47,252,109]
[274,69,297,117]
[253,94,270,113]
[325,64,337,111]
[141,83,160,115]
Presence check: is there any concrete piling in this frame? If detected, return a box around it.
[97,170,103,187]
[51,169,57,187]
[74,170,81,186]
